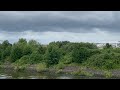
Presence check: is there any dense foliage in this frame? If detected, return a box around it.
[0,38,120,70]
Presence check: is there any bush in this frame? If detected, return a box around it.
[72,47,90,63]
[45,45,62,67]
[36,63,47,72]
[54,62,66,69]
[15,55,30,65]
[23,45,32,55]
[29,53,43,64]
[1,46,12,61]
[103,70,112,78]
[85,52,120,70]
[15,54,43,65]
[111,48,120,53]
[59,53,73,64]
[10,45,23,62]
[89,49,101,56]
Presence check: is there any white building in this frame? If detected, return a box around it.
[95,41,120,48]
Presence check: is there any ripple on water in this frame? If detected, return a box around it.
[28,76,38,79]
[0,74,12,79]
[57,76,72,79]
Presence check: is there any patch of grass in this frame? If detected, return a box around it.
[68,63,80,66]
[36,63,47,72]
[54,63,66,69]
[55,69,63,74]
[71,69,94,77]
[103,70,112,78]
[13,64,29,71]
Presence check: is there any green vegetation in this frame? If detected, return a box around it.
[36,63,47,72]
[103,70,112,78]
[84,50,120,70]
[0,38,120,77]
[71,69,94,77]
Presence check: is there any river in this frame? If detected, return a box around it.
[0,68,79,79]
[0,68,117,79]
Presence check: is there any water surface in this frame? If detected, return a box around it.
[0,68,115,79]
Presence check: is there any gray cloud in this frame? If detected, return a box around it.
[0,11,120,44]
[0,11,120,33]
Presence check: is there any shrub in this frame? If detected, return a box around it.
[10,45,23,62]
[15,55,30,65]
[85,52,120,70]
[103,70,112,78]
[45,45,62,67]
[36,63,47,72]
[60,53,73,64]
[29,53,43,64]
[72,47,90,63]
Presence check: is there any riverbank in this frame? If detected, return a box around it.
[0,63,120,79]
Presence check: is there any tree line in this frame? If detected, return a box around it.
[0,38,120,70]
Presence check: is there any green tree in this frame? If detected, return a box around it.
[1,40,12,49]
[10,38,31,62]
[1,46,12,61]
[45,45,61,67]
[18,38,27,44]
[0,40,12,62]
[72,47,90,63]
[60,53,72,64]
[10,45,23,62]
[28,40,41,53]
[23,45,32,55]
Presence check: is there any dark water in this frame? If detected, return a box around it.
[0,68,112,79]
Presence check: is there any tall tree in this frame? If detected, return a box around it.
[45,45,61,66]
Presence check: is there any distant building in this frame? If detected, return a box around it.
[95,41,120,48]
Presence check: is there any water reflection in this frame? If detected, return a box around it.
[57,76,72,79]
[0,68,75,79]
[0,68,109,79]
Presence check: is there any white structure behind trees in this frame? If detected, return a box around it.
[95,41,120,48]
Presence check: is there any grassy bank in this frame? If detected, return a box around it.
[0,62,120,78]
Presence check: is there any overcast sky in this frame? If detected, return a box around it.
[0,11,120,44]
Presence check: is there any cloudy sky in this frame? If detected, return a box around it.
[0,11,120,44]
